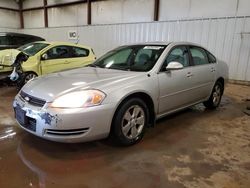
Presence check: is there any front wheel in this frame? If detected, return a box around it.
[17,72,37,90]
[111,98,149,146]
[23,72,37,84]
[203,82,223,109]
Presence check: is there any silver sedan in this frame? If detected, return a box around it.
[13,42,228,146]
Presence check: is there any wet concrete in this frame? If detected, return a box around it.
[0,84,250,188]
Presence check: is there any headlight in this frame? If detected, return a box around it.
[50,90,106,108]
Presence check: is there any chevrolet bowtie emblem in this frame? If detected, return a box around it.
[24,96,30,102]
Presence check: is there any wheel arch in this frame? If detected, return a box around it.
[111,92,156,131]
[216,77,225,93]
[24,71,38,76]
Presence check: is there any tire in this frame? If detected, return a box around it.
[23,72,37,84]
[111,98,149,146]
[17,72,37,90]
[203,81,223,109]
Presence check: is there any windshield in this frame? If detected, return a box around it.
[18,42,49,56]
[91,45,166,72]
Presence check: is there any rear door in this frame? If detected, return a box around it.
[158,45,196,114]
[41,45,71,74]
[188,46,216,101]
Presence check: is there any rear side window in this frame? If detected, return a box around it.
[11,36,26,45]
[207,51,216,63]
[71,47,89,57]
[190,46,209,65]
[0,36,10,45]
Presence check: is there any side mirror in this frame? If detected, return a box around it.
[41,53,48,60]
[165,61,184,71]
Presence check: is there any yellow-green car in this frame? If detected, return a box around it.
[0,41,96,83]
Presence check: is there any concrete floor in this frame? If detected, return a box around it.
[0,84,249,188]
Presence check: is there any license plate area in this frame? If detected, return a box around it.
[15,106,27,125]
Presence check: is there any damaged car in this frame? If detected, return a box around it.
[0,41,96,87]
[13,42,228,146]
[0,32,45,50]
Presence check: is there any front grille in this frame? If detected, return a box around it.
[45,128,89,136]
[20,91,46,107]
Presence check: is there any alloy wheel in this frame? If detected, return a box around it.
[24,73,37,84]
[212,85,221,106]
[121,105,145,139]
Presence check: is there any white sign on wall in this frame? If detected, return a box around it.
[68,30,78,40]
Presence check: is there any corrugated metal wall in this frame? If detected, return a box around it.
[22,16,250,81]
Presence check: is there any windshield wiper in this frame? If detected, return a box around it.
[108,66,130,71]
[87,64,101,68]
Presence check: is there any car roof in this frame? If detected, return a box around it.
[125,41,203,47]
[0,32,44,38]
[31,41,92,49]
[120,41,209,51]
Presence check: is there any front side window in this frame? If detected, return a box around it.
[46,46,71,60]
[190,46,209,65]
[161,46,189,69]
[71,47,89,58]
[92,45,166,72]
[18,42,49,56]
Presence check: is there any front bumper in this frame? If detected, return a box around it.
[13,94,115,143]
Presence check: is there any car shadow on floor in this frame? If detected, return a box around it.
[14,94,244,167]
[16,104,215,158]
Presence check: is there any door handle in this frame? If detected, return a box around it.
[210,67,215,72]
[186,72,193,78]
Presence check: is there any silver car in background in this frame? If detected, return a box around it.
[13,42,228,146]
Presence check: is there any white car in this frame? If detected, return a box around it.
[13,42,228,146]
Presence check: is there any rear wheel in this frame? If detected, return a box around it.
[111,98,149,146]
[203,81,223,109]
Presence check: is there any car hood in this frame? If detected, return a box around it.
[0,49,21,66]
[22,67,142,102]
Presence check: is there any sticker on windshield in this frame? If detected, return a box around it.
[143,46,164,50]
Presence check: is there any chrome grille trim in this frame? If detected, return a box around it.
[45,128,90,136]
[20,91,46,107]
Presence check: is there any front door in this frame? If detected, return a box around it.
[158,46,195,114]
[41,45,71,75]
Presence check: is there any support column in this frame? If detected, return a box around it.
[19,0,24,29]
[154,0,160,21]
[87,0,91,25]
[44,0,48,27]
